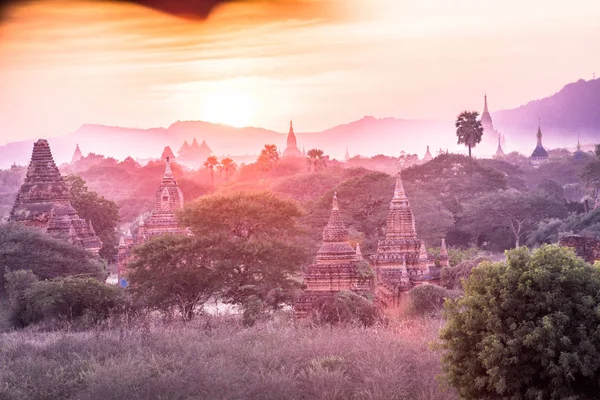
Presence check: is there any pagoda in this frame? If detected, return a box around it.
[495,133,505,157]
[161,146,175,161]
[423,145,433,162]
[530,121,549,166]
[283,121,302,158]
[136,157,186,241]
[573,135,585,161]
[295,193,373,317]
[71,144,84,164]
[371,168,440,307]
[9,139,102,255]
[345,147,350,161]
[177,138,212,166]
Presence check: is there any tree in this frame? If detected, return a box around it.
[128,235,220,321]
[440,245,600,399]
[64,175,120,260]
[459,189,567,248]
[256,144,279,178]
[306,149,326,172]
[203,156,220,187]
[455,111,484,158]
[0,223,104,295]
[218,157,237,181]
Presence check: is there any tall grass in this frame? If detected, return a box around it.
[0,314,456,400]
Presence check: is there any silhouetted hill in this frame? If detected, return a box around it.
[493,78,600,149]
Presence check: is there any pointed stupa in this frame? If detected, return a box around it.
[423,145,433,162]
[480,93,495,134]
[191,137,200,149]
[161,146,175,161]
[345,147,350,161]
[140,157,185,240]
[10,139,101,254]
[295,193,373,317]
[283,120,302,158]
[178,139,191,156]
[495,133,505,157]
[71,144,83,164]
[574,134,585,160]
[531,119,549,165]
[386,169,416,239]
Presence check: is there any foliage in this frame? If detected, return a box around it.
[306,148,327,172]
[459,189,567,249]
[128,235,220,321]
[440,245,600,399]
[0,223,104,294]
[179,191,304,240]
[218,157,236,181]
[203,155,219,187]
[312,290,381,326]
[409,284,455,314]
[455,111,483,157]
[256,144,279,177]
[5,272,125,328]
[440,256,490,290]
[528,209,600,246]
[0,316,455,400]
[64,175,120,260]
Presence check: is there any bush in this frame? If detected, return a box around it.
[312,290,381,326]
[440,256,490,290]
[409,284,455,314]
[6,274,127,328]
[440,245,600,399]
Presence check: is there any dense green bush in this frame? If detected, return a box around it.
[4,271,127,328]
[312,290,381,326]
[440,245,600,399]
[409,284,455,314]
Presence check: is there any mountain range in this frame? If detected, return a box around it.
[0,77,598,168]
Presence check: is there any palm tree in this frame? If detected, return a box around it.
[203,155,219,187]
[306,149,326,172]
[257,144,279,178]
[455,111,484,158]
[219,157,237,181]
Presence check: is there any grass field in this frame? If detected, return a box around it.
[0,314,456,400]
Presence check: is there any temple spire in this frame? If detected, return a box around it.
[164,156,174,178]
[355,243,362,259]
[290,120,293,133]
[332,192,339,211]
[484,93,488,113]
[393,168,407,201]
[537,118,543,143]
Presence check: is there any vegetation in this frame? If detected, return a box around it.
[409,284,455,315]
[0,223,104,294]
[455,111,483,157]
[0,315,455,400]
[440,245,600,399]
[311,290,381,326]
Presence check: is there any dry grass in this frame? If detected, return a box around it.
[0,314,457,400]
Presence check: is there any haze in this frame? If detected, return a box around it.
[0,0,599,146]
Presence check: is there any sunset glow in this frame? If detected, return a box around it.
[0,0,599,145]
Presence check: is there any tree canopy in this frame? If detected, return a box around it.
[455,111,483,157]
[440,245,600,399]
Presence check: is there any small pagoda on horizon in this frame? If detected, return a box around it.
[9,139,102,255]
[283,120,302,158]
[177,137,212,166]
[530,120,549,166]
[71,144,84,164]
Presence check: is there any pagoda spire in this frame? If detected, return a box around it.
[484,93,489,113]
[392,168,408,202]
[289,120,293,133]
[164,156,174,178]
[577,133,581,151]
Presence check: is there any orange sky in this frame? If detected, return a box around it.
[0,0,599,145]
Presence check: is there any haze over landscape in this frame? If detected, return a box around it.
[0,0,599,165]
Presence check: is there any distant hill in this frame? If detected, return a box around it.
[493,78,600,150]
[2,77,599,168]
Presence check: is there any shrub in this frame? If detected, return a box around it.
[312,290,381,326]
[409,284,454,314]
[440,256,490,289]
[440,245,600,399]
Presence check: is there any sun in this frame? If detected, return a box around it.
[199,88,256,128]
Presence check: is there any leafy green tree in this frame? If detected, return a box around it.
[312,290,380,327]
[203,155,220,187]
[0,223,103,294]
[128,235,220,321]
[64,175,120,260]
[537,179,565,200]
[306,149,326,172]
[440,245,600,399]
[459,189,567,248]
[455,111,483,157]
[409,284,453,314]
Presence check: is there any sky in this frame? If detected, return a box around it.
[0,0,599,145]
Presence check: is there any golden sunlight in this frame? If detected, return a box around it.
[199,87,257,127]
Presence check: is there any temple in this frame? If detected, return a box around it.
[481,94,506,153]
[530,121,549,166]
[495,133,505,157]
[9,139,102,255]
[161,146,175,161]
[370,168,441,307]
[345,147,350,161]
[573,135,585,161]
[177,138,212,166]
[283,121,302,158]
[136,157,186,241]
[71,144,83,164]
[423,146,433,162]
[294,193,373,317]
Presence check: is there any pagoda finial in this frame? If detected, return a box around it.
[393,168,407,201]
[332,192,339,211]
[164,157,173,178]
[577,133,581,151]
[289,120,293,133]
[537,118,543,142]
[484,93,488,113]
